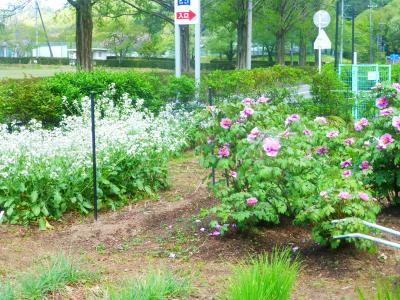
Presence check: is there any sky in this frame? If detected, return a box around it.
[0,0,67,10]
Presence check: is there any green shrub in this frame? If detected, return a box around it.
[104,270,191,300]
[0,78,63,126]
[357,279,400,300]
[222,249,299,300]
[310,68,353,122]
[0,280,14,300]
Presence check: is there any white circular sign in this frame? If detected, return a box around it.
[313,10,331,28]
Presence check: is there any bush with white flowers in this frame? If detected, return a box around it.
[0,86,193,228]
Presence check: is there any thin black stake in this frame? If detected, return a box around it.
[90,92,98,221]
[208,87,216,186]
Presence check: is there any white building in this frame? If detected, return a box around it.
[32,45,68,58]
[68,48,112,61]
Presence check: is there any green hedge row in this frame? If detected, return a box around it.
[0,66,313,127]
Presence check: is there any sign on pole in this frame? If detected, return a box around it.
[313,10,331,74]
[175,0,201,99]
[314,29,331,50]
[175,0,200,25]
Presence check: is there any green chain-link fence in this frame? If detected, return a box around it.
[337,64,391,119]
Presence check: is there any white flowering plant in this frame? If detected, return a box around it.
[196,96,380,249]
[0,85,193,229]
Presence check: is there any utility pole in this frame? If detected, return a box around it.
[352,7,355,64]
[246,0,252,70]
[35,0,53,58]
[368,0,377,64]
[334,0,339,71]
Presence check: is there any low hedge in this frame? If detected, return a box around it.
[0,66,314,127]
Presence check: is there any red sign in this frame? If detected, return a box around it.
[176,10,196,21]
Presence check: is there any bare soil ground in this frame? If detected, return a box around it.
[1,152,399,299]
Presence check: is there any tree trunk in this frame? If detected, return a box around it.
[266,44,274,64]
[180,25,190,73]
[299,31,307,66]
[275,32,285,65]
[236,13,248,69]
[72,0,93,71]
[226,40,235,62]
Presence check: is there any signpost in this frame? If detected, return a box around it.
[175,0,201,97]
[313,10,331,73]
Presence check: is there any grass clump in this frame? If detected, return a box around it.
[17,254,97,299]
[104,269,191,300]
[0,280,14,300]
[222,248,299,300]
[357,278,400,300]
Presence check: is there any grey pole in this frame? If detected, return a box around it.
[195,5,201,98]
[339,0,344,64]
[246,0,253,70]
[175,24,181,78]
[35,1,39,60]
[369,0,373,63]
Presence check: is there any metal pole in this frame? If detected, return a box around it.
[340,0,344,64]
[246,0,252,70]
[36,0,53,58]
[318,14,322,73]
[334,0,339,71]
[35,1,39,60]
[195,7,201,99]
[90,92,98,222]
[351,7,355,64]
[175,24,181,78]
[369,0,373,63]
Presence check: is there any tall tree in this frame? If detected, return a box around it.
[262,0,320,65]
[67,0,100,70]
[98,0,191,73]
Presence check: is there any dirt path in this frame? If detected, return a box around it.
[1,152,400,299]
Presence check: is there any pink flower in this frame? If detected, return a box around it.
[380,108,394,116]
[242,97,255,105]
[209,231,220,236]
[393,83,400,92]
[354,118,368,131]
[344,138,355,145]
[392,116,400,131]
[360,160,370,170]
[230,170,238,178]
[316,146,329,155]
[358,192,369,201]
[207,136,213,144]
[320,191,328,198]
[341,159,352,168]
[315,117,328,124]
[257,96,270,103]
[240,107,254,118]
[376,96,389,109]
[342,170,352,177]
[282,129,290,138]
[246,197,258,206]
[218,144,230,157]
[303,129,312,136]
[285,114,301,126]
[377,133,394,150]
[326,131,339,138]
[339,191,350,200]
[247,127,260,142]
[220,118,232,129]
[263,138,281,157]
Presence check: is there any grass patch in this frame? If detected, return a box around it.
[0,254,97,300]
[221,248,300,300]
[357,278,400,300]
[0,280,14,300]
[104,270,191,300]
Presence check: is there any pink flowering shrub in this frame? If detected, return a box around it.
[196,96,380,249]
[352,83,400,203]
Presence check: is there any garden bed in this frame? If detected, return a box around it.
[1,152,399,299]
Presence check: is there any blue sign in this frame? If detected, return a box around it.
[178,0,190,5]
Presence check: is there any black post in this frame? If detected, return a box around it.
[90,92,98,221]
[334,0,340,71]
[352,7,355,64]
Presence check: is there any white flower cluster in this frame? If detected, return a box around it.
[0,88,192,182]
